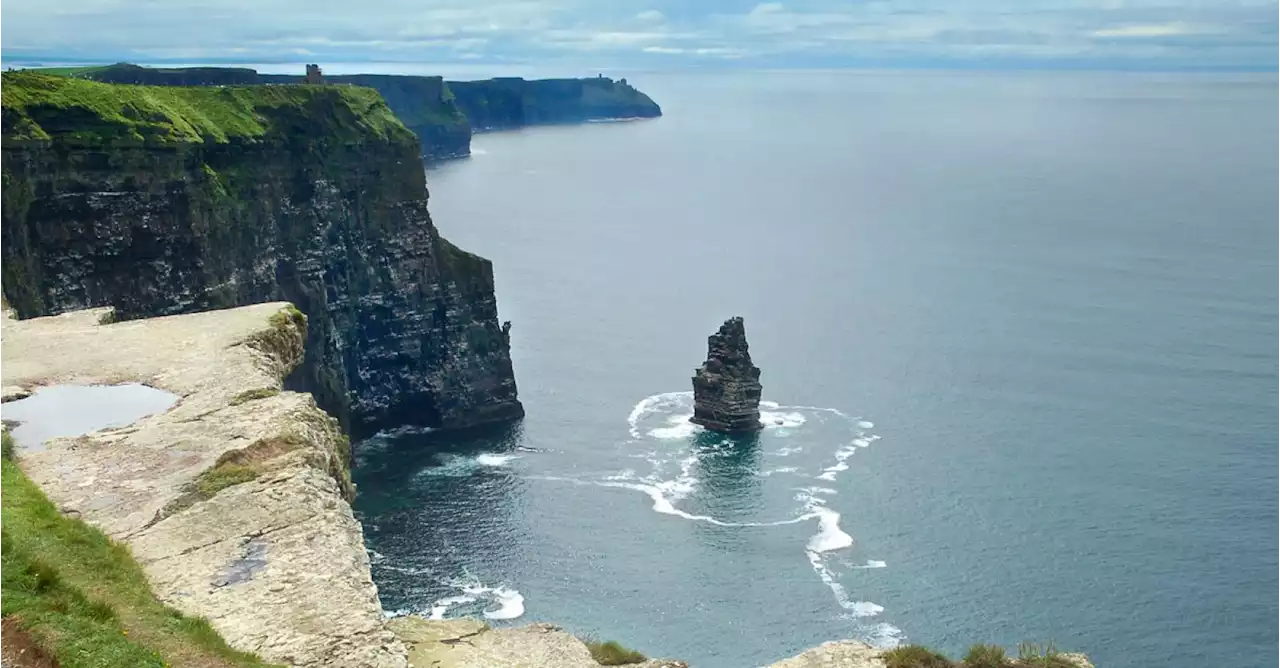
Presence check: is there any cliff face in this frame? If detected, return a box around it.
[449,76,662,130]
[0,72,523,436]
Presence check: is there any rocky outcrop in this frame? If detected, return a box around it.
[1,302,407,667]
[1,72,522,437]
[77,64,662,161]
[763,641,1095,668]
[691,316,763,432]
[387,618,685,668]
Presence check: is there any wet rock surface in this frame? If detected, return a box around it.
[690,316,764,433]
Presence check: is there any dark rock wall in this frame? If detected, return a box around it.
[1,82,522,437]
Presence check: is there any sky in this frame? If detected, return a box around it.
[3,0,1277,71]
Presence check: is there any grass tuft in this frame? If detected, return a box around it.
[884,645,955,668]
[229,387,281,405]
[1016,642,1077,668]
[963,644,1008,668]
[582,637,648,665]
[2,429,15,461]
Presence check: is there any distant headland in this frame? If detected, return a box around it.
[27,62,663,161]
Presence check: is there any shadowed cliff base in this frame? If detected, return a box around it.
[1,72,523,438]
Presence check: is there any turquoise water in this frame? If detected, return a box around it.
[352,71,1278,667]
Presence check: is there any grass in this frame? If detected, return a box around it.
[1,456,281,667]
[581,637,648,666]
[963,644,1009,668]
[21,65,108,77]
[1,71,413,146]
[2,430,15,461]
[884,645,955,668]
[1016,643,1079,668]
[882,643,1081,668]
[228,388,281,405]
[158,434,305,519]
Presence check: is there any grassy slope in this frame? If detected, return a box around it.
[1,432,282,668]
[1,71,412,146]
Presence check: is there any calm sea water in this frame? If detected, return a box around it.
[352,70,1278,668]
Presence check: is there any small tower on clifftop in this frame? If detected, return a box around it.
[305,64,324,84]
[690,317,763,433]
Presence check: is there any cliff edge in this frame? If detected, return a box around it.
[1,72,522,436]
[1,303,406,667]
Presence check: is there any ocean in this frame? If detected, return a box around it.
[351,70,1278,668]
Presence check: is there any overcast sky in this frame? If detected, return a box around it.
[4,0,1277,70]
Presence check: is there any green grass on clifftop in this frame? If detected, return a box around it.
[1,454,282,667]
[884,643,1081,668]
[1,71,413,146]
[582,638,648,665]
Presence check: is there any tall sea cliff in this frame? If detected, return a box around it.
[76,63,663,160]
[0,72,522,435]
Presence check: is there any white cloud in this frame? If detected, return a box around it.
[1,0,1274,69]
[1092,22,1198,38]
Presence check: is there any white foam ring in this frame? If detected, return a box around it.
[538,392,895,644]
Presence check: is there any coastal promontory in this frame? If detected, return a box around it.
[1,71,522,436]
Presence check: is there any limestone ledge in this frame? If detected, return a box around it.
[1,303,407,668]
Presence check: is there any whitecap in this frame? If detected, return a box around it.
[851,601,885,617]
[428,594,477,620]
[649,414,698,440]
[760,410,806,428]
[475,453,517,466]
[865,623,906,648]
[857,560,888,569]
[806,506,854,552]
[771,446,804,457]
[857,420,875,429]
[756,467,800,477]
[482,587,525,620]
[627,391,692,438]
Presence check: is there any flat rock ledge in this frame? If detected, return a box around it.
[1,304,407,668]
[387,617,686,668]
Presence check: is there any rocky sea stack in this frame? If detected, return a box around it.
[690,317,764,433]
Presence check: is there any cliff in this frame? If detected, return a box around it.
[0,72,523,436]
[447,76,662,130]
[73,64,662,160]
[1,303,407,666]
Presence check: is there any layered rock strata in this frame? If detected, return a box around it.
[1,303,407,667]
[690,316,764,432]
[0,72,522,436]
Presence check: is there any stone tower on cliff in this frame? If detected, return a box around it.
[305,64,324,84]
[690,317,763,432]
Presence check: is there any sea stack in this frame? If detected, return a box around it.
[690,317,764,433]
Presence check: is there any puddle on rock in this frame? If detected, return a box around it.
[2,383,180,451]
